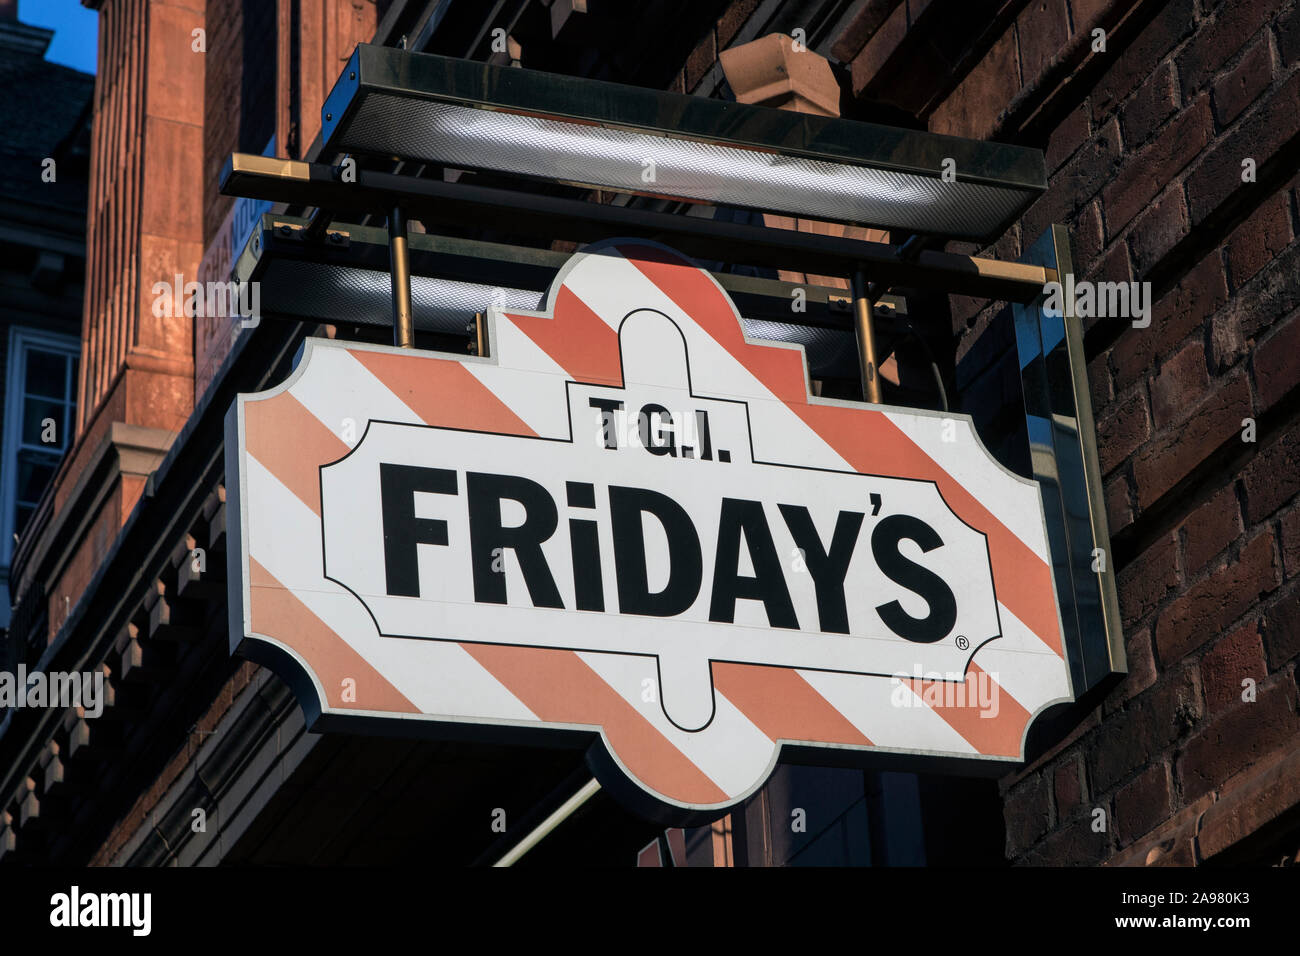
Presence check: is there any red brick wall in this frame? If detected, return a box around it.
[915,0,1300,864]
[202,0,244,252]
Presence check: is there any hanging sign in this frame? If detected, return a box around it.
[226,239,1072,820]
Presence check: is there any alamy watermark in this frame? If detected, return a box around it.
[0,666,105,718]
[151,274,260,327]
[890,667,1001,718]
[1042,274,1151,328]
[592,402,707,454]
[50,886,150,936]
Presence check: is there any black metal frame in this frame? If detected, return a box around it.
[1012,226,1127,697]
[219,154,1051,303]
[235,212,905,322]
[233,212,915,383]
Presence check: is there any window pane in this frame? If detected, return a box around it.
[25,349,68,399]
[22,396,65,447]
[16,451,58,505]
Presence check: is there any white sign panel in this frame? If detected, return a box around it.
[227,239,1072,818]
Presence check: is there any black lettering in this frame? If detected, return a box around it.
[467,472,563,608]
[589,397,624,450]
[778,504,864,634]
[695,410,713,461]
[639,404,676,457]
[609,486,701,616]
[566,481,596,509]
[379,463,457,598]
[871,514,957,643]
[567,481,603,611]
[568,519,605,612]
[710,498,798,629]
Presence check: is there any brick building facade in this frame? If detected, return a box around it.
[0,0,1296,866]
[914,0,1300,866]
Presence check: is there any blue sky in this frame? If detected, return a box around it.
[20,0,98,74]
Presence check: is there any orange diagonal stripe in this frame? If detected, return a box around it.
[248,558,418,714]
[905,664,1029,756]
[461,643,730,805]
[350,349,536,436]
[244,392,350,515]
[713,662,872,746]
[506,286,622,386]
[623,244,809,402]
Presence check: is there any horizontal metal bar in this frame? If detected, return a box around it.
[235,214,903,381]
[238,212,904,325]
[221,153,1049,302]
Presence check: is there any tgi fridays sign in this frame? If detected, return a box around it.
[225,240,1073,819]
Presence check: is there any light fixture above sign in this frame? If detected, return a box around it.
[319,44,1046,241]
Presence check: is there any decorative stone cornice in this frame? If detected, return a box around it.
[9,422,174,616]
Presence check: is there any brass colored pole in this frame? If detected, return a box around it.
[388,206,413,348]
[473,311,488,358]
[851,270,883,404]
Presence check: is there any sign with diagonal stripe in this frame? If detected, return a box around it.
[225,239,1073,820]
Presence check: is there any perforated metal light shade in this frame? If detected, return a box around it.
[321,45,1046,242]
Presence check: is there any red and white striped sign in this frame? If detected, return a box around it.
[226,239,1072,818]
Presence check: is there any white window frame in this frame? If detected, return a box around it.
[0,326,81,573]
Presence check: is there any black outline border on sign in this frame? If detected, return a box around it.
[316,308,1003,737]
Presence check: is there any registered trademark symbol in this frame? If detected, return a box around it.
[955,635,969,650]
